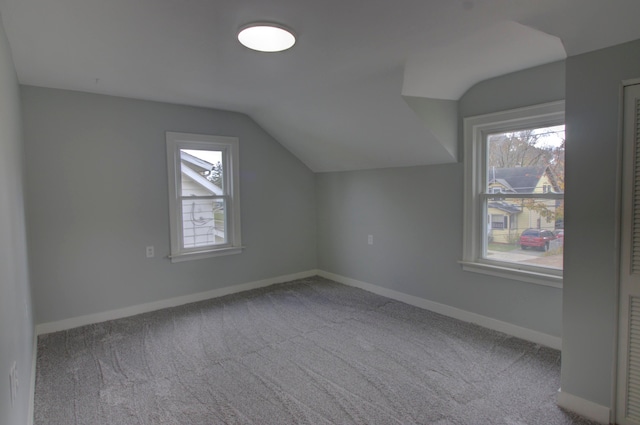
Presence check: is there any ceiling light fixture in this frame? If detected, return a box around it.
[237,23,296,52]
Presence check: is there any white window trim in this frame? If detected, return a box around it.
[460,101,565,288]
[166,132,242,263]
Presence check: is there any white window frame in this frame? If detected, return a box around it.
[166,132,242,262]
[460,101,564,288]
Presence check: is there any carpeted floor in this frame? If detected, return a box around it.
[35,276,597,424]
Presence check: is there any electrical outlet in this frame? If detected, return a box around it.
[9,362,18,407]
[146,245,154,258]
[368,235,373,245]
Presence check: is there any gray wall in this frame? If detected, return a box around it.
[0,19,34,425]
[22,86,317,324]
[316,60,566,338]
[561,38,640,410]
[458,61,566,157]
[317,63,564,336]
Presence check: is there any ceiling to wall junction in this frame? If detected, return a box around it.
[1,0,639,171]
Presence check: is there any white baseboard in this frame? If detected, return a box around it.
[36,269,319,335]
[557,389,611,424]
[317,270,562,350]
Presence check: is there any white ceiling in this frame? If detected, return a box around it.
[1,0,639,172]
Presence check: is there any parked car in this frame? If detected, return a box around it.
[554,229,564,240]
[519,228,556,251]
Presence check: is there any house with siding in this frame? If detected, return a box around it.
[487,166,561,244]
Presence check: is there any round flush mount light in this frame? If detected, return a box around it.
[237,23,296,52]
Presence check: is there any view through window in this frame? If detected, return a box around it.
[166,132,242,262]
[180,149,226,249]
[483,125,565,271]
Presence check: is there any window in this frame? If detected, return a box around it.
[461,101,564,287]
[491,214,506,229]
[166,132,242,262]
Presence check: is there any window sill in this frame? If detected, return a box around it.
[459,260,562,288]
[169,246,244,263]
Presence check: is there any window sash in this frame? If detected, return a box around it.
[175,147,232,251]
[178,195,230,251]
[480,193,563,201]
[178,146,228,189]
[462,101,564,287]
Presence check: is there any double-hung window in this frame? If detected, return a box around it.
[166,132,242,262]
[461,101,564,287]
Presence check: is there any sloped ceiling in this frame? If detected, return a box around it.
[1,0,640,172]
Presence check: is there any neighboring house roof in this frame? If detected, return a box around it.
[489,166,558,194]
[181,151,213,174]
[490,178,515,193]
[488,201,521,214]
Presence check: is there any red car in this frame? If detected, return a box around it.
[519,228,557,251]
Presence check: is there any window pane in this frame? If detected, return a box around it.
[180,149,224,197]
[486,125,564,194]
[484,125,564,271]
[485,197,564,271]
[181,199,227,248]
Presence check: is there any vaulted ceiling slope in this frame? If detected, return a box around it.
[1,0,639,172]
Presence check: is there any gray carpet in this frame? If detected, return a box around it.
[35,276,596,425]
